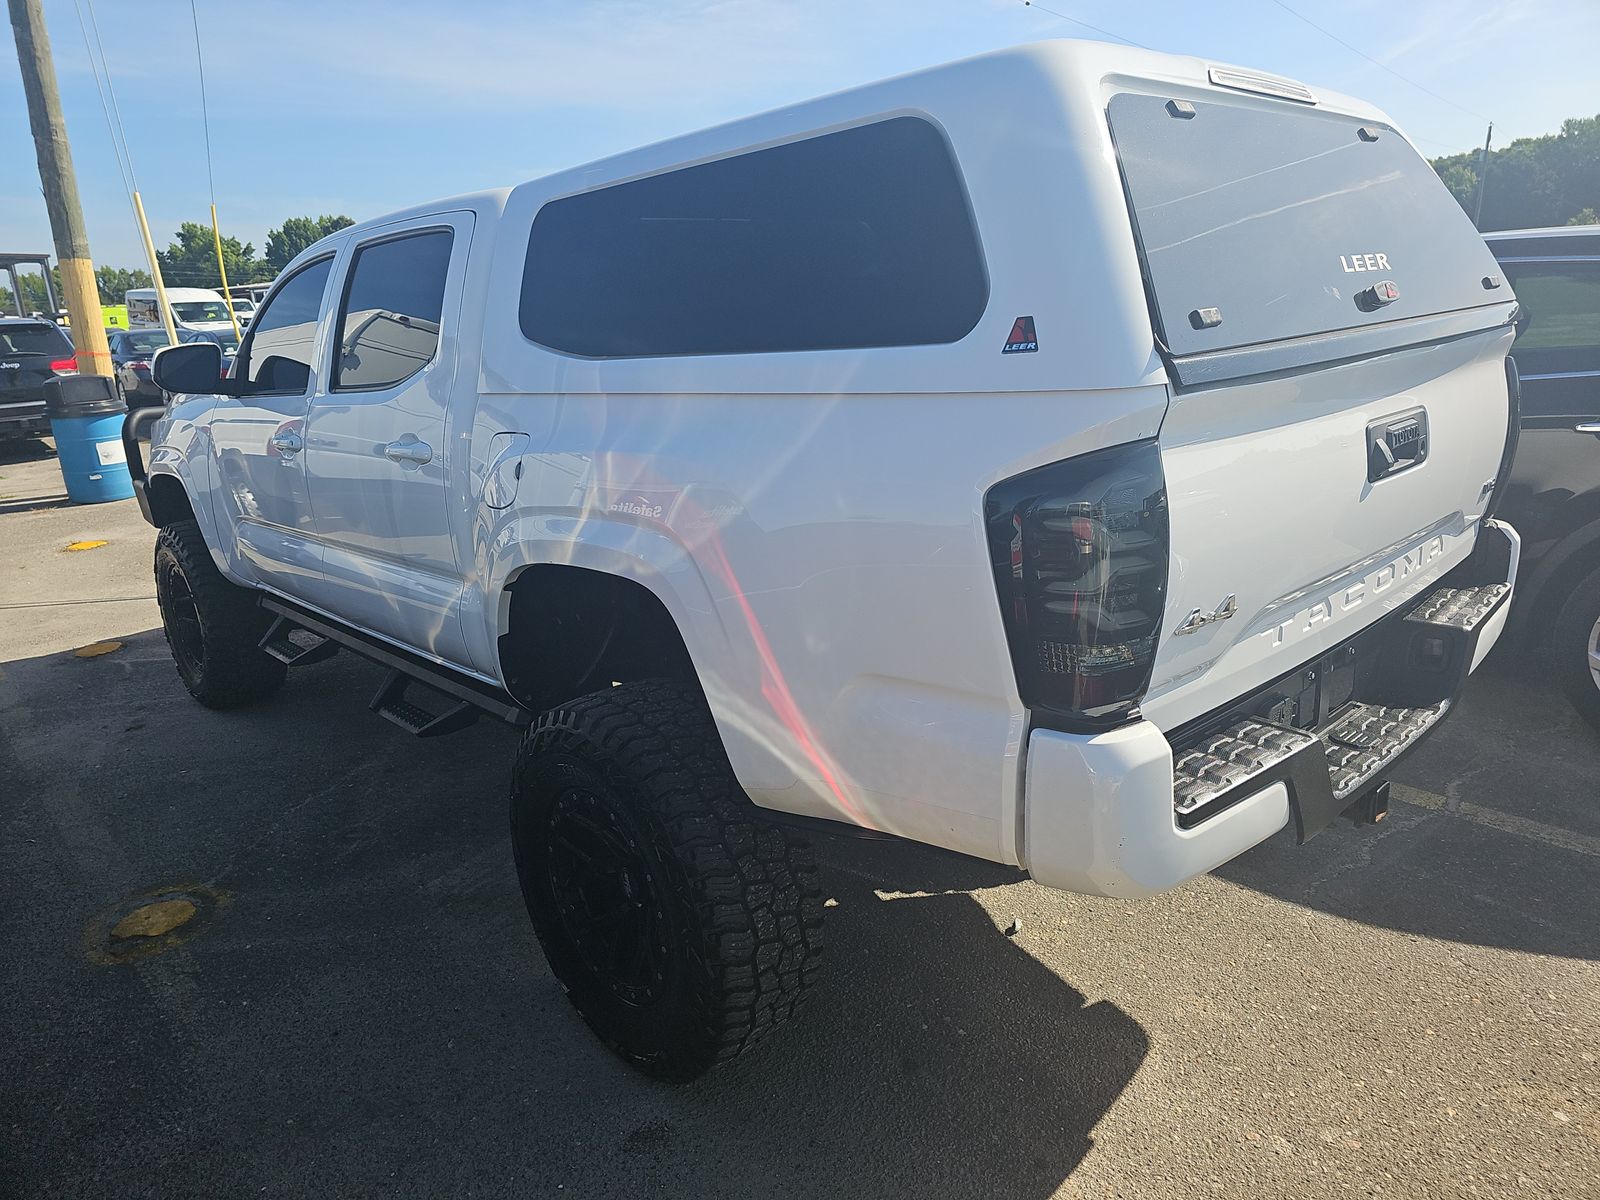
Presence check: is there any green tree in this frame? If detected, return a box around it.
[1568,208,1598,226]
[155,222,266,290]
[95,265,152,300]
[264,214,354,273]
[1431,114,1600,230]
[0,266,60,315]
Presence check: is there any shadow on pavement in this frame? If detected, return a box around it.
[0,627,1146,1198]
[1219,650,1600,961]
[0,435,56,464]
[0,437,68,514]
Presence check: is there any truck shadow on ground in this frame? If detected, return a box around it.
[1217,651,1600,962]
[1,628,1145,1198]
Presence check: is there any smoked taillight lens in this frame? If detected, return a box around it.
[984,440,1169,728]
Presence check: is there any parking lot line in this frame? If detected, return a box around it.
[1390,782,1600,859]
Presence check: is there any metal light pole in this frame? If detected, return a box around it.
[1472,122,1494,230]
[8,0,112,376]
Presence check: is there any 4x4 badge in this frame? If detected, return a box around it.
[1002,315,1038,354]
[1173,594,1238,636]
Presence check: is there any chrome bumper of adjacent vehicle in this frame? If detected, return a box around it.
[1022,520,1519,899]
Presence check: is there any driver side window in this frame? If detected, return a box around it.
[237,256,334,395]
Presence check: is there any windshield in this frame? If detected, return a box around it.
[1107,92,1505,359]
[0,323,73,357]
[172,300,233,323]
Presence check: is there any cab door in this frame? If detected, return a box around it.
[207,252,340,597]
[299,213,475,668]
[1500,257,1600,568]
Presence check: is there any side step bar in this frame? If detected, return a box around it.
[369,668,482,738]
[257,596,530,735]
[259,615,341,667]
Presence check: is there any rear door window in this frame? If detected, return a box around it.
[333,229,452,390]
[1501,261,1600,376]
[1108,92,1504,360]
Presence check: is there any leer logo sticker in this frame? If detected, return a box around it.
[1002,315,1038,354]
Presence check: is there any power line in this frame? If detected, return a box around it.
[1267,0,1492,123]
[68,0,133,201]
[82,0,141,188]
[1020,1,1150,50]
[188,0,215,205]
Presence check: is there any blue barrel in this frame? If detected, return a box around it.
[44,375,136,504]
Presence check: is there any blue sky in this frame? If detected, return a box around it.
[3,0,1595,271]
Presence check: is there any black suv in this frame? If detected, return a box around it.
[0,318,76,440]
[1487,226,1600,732]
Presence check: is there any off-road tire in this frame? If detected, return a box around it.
[510,678,825,1081]
[154,520,286,708]
[1552,564,1600,736]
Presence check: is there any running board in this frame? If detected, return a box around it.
[256,596,530,731]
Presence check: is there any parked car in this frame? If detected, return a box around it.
[131,40,1520,1080]
[108,327,173,408]
[0,317,76,439]
[1486,226,1600,731]
[178,327,239,376]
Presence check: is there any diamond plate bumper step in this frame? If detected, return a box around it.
[1170,570,1508,838]
[1403,583,1510,631]
[1320,702,1446,800]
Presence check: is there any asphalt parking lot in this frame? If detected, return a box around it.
[2,439,1597,1200]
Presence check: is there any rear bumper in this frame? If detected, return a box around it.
[1021,520,1519,899]
[0,400,48,437]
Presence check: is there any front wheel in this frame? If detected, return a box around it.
[155,520,286,708]
[510,679,825,1081]
[1552,563,1600,736]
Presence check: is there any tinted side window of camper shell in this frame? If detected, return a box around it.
[519,116,988,358]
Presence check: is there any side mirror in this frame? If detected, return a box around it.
[152,341,226,395]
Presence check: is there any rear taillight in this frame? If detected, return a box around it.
[127,358,150,370]
[50,356,77,375]
[985,440,1169,728]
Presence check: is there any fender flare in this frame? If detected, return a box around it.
[483,515,805,795]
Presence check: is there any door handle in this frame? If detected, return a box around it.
[1576,423,1600,436]
[269,429,303,455]
[383,438,433,467]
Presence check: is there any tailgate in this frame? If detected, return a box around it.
[1143,327,1513,730]
[1104,83,1517,730]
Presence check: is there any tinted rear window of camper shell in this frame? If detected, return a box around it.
[1107,92,1504,359]
[519,116,988,358]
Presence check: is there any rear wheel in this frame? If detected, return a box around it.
[154,520,285,708]
[1552,563,1600,736]
[510,679,824,1081]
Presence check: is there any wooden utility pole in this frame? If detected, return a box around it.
[8,0,112,377]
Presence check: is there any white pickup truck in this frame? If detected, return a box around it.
[129,40,1521,1080]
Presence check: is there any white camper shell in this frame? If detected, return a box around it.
[131,40,1520,1078]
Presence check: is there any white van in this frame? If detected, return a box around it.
[126,287,237,336]
[134,40,1520,1079]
